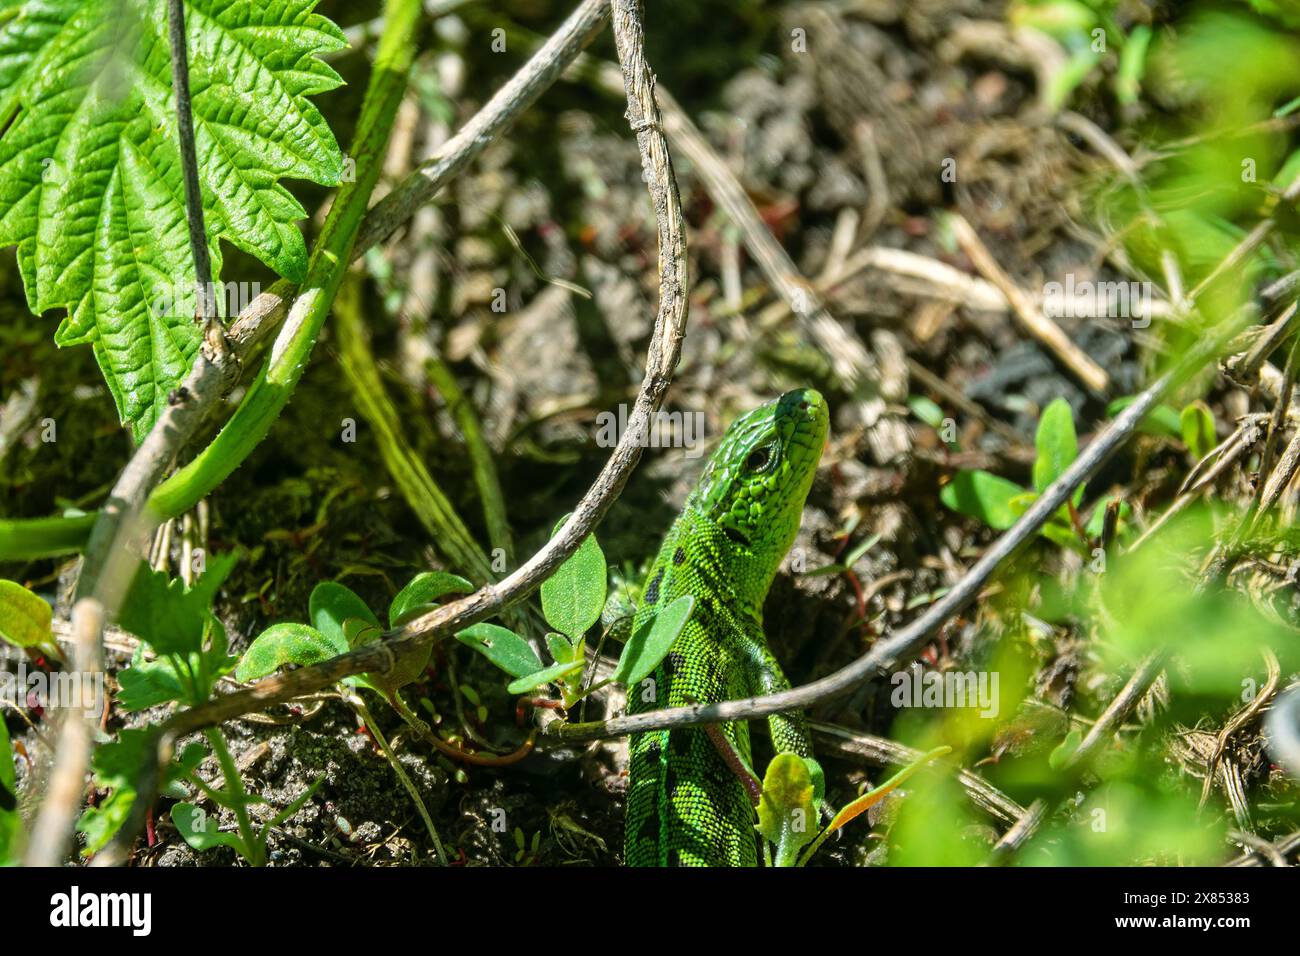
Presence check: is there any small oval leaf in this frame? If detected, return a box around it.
[1033,398,1079,499]
[389,571,474,628]
[0,579,55,653]
[939,470,1025,530]
[236,623,346,682]
[310,582,378,649]
[613,595,695,687]
[505,660,584,695]
[456,623,544,678]
[540,515,607,638]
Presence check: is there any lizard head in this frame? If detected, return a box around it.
[690,388,829,559]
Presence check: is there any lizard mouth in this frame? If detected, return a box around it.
[724,527,751,547]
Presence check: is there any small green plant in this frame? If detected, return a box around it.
[1009,0,1153,111]
[481,516,694,711]
[754,747,952,867]
[939,397,1128,550]
[77,554,320,865]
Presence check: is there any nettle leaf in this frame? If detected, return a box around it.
[457,622,544,678]
[540,515,607,638]
[118,552,237,657]
[117,646,185,711]
[78,727,205,854]
[0,578,59,659]
[172,802,244,853]
[940,470,1025,530]
[388,571,473,628]
[1033,398,1083,505]
[235,622,346,682]
[612,594,694,688]
[0,0,346,438]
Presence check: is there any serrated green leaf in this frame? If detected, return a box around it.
[0,578,58,658]
[235,622,345,682]
[172,802,244,853]
[457,622,544,678]
[612,594,694,688]
[0,0,346,438]
[388,571,473,628]
[505,660,583,695]
[540,514,606,638]
[116,650,185,711]
[118,554,236,657]
[940,470,1026,530]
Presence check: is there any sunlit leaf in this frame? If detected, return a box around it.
[540,514,607,638]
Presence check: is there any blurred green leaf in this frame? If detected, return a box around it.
[1180,400,1217,460]
[941,471,1026,530]
[756,753,819,868]
[1033,398,1082,505]
[0,579,57,659]
[0,716,20,864]
[1115,24,1152,105]
[1106,398,1182,439]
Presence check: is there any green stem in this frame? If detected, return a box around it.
[0,513,97,560]
[333,275,495,582]
[350,693,447,865]
[204,727,262,866]
[425,353,514,563]
[146,0,421,523]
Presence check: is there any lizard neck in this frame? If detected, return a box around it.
[668,506,778,622]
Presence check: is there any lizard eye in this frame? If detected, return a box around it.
[744,445,773,472]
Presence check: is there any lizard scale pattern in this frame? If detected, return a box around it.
[624,388,829,866]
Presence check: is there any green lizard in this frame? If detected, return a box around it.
[624,388,829,866]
